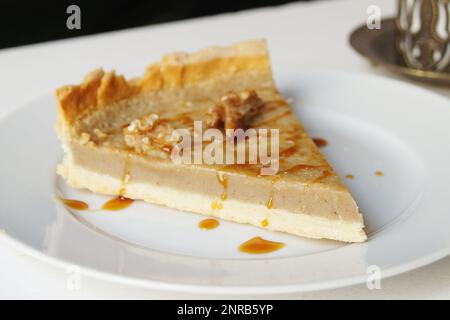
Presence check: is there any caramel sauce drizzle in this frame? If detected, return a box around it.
[102,196,134,211]
[375,170,384,176]
[260,218,269,227]
[312,137,328,148]
[311,170,332,184]
[198,218,220,230]
[239,237,285,254]
[346,174,355,179]
[271,175,281,185]
[61,198,89,211]
[266,174,282,210]
[283,164,324,174]
[266,193,274,209]
[211,199,223,210]
[279,133,302,158]
[120,153,132,197]
[213,167,228,210]
[99,152,135,211]
[217,172,228,201]
[60,153,134,213]
[280,143,298,158]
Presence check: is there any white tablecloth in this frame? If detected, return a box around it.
[1,0,449,299]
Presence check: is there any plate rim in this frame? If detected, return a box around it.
[1,230,449,294]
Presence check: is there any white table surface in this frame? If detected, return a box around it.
[1,0,449,299]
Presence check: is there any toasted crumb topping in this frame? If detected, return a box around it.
[126,113,160,133]
[79,132,91,145]
[123,113,178,159]
[93,128,107,139]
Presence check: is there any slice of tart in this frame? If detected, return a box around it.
[55,40,366,242]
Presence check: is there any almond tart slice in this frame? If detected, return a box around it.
[55,40,366,242]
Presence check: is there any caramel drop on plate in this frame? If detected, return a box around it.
[239,236,285,254]
[312,137,328,148]
[61,199,88,211]
[375,170,384,176]
[346,174,355,179]
[102,196,134,211]
[198,218,220,230]
[260,219,269,227]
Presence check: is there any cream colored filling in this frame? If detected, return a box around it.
[58,153,366,243]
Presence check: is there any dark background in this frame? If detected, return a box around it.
[0,0,314,49]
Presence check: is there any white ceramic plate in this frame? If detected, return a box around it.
[1,69,449,295]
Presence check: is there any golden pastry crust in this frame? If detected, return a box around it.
[55,40,271,125]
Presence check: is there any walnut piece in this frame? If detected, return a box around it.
[208,89,264,130]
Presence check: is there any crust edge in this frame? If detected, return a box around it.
[55,39,271,125]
